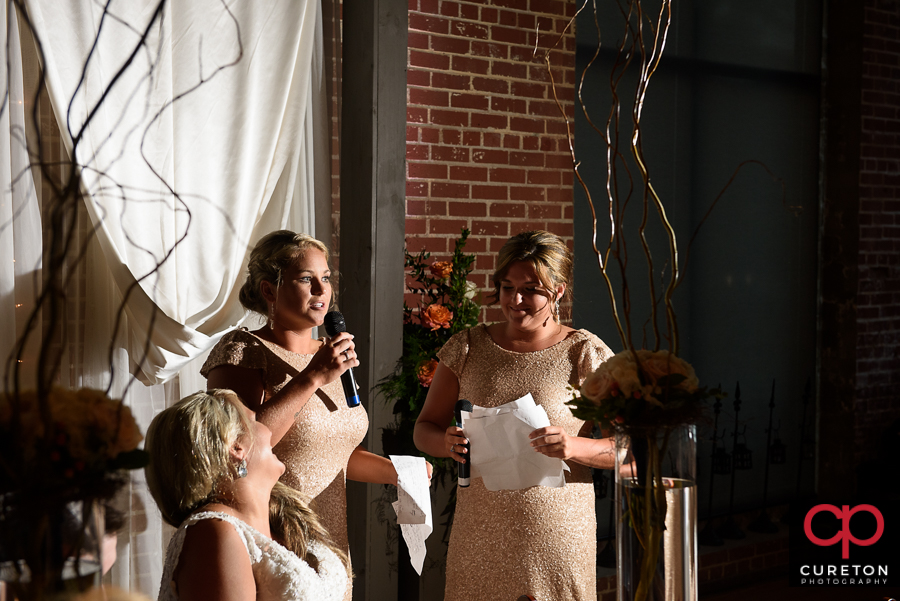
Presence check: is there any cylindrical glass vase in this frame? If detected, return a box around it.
[615,425,698,601]
[0,497,104,601]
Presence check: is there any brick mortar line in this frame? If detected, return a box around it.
[406,56,572,69]
[407,161,576,166]
[406,73,577,90]
[408,28,575,43]
[406,147,572,153]
[408,9,578,21]
[406,110,576,121]
[407,22,577,36]
[406,123,566,131]
[405,84,575,95]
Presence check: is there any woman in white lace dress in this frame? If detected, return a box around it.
[145,389,350,601]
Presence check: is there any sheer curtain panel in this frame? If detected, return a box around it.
[3,0,329,594]
[24,0,328,385]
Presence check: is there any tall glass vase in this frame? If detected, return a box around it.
[0,496,104,601]
[615,425,697,601]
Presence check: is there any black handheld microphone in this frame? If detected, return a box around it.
[323,311,361,408]
[454,399,472,487]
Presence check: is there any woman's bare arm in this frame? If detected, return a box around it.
[206,332,358,444]
[528,420,617,469]
[174,518,256,601]
[413,363,468,463]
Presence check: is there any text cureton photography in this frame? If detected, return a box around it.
[789,501,898,587]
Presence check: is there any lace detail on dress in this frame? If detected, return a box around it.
[157,511,347,601]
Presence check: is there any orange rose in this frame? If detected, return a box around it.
[417,359,439,388]
[422,304,453,331]
[429,261,453,279]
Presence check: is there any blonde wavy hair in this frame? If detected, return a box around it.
[144,389,350,575]
[238,230,333,316]
[489,230,574,322]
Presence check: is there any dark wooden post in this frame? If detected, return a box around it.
[341,0,408,598]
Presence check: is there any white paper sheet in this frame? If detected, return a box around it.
[460,393,569,491]
[389,455,433,575]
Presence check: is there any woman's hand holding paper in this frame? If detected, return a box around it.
[530,423,618,469]
[529,425,576,460]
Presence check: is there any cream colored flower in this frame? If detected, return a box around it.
[607,352,641,398]
[637,349,699,393]
[580,367,614,403]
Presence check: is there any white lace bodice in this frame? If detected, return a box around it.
[157,511,348,601]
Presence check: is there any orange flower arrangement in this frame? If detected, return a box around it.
[429,260,453,279]
[417,359,439,388]
[421,304,453,331]
[0,387,146,494]
[378,229,479,474]
[0,387,149,601]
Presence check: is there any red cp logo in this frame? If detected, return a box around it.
[803,504,884,559]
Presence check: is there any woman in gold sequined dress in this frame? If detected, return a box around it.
[202,231,402,601]
[415,230,617,601]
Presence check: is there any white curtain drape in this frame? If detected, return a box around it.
[25,0,329,385]
[2,0,330,594]
[0,3,41,392]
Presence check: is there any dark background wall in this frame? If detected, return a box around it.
[854,0,900,475]
[820,0,900,500]
[572,0,822,519]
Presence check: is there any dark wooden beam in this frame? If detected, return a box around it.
[340,0,408,597]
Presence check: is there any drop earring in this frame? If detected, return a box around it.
[268,302,275,330]
[237,459,248,479]
[555,298,561,323]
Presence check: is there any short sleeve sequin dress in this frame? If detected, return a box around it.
[438,324,613,601]
[201,329,368,601]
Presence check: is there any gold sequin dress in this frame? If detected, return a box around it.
[201,329,368,601]
[438,324,613,601]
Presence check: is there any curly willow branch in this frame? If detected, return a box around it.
[539,0,676,354]
[538,1,794,363]
[538,0,628,349]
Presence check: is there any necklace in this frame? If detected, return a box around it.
[499,322,563,350]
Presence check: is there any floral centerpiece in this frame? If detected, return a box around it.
[569,351,723,601]
[0,387,148,601]
[378,228,480,480]
[574,349,711,431]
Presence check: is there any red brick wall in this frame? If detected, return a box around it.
[406,0,577,322]
[856,0,900,462]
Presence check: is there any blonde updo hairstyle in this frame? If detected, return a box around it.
[489,230,574,322]
[239,230,333,316]
[145,389,351,575]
